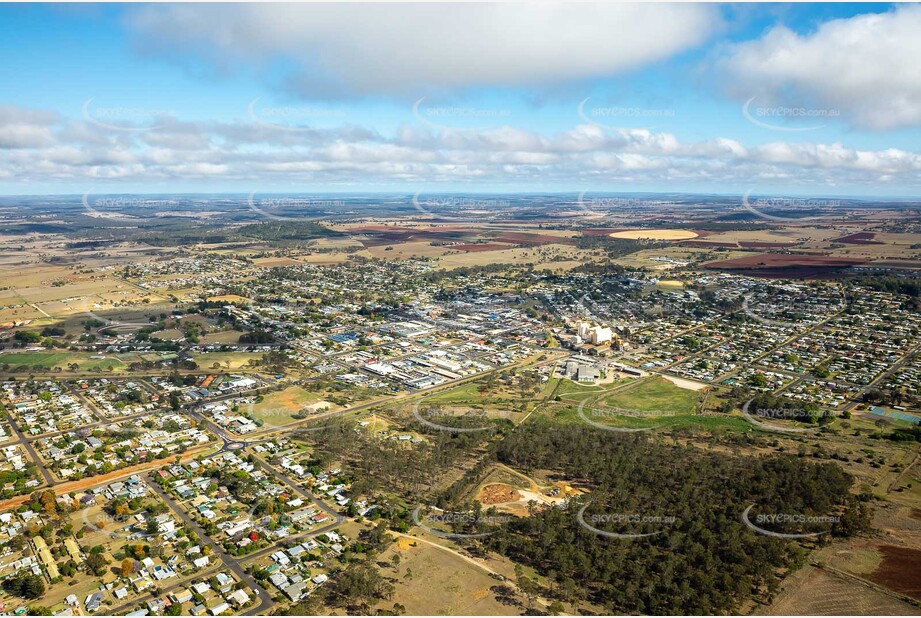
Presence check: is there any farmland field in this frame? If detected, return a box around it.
[609,229,699,240]
[760,566,917,616]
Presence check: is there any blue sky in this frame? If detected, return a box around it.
[0,3,919,196]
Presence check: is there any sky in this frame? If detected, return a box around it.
[0,2,919,197]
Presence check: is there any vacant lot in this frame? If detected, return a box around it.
[198,329,247,344]
[249,385,336,427]
[191,351,264,370]
[601,376,702,415]
[375,539,523,616]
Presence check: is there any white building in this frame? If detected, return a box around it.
[590,326,613,345]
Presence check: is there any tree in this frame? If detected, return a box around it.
[120,558,135,577]
[146,518,160,535]
[85,552,109,576]
[2,573,45,599]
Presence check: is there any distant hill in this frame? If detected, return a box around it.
[236,221,343,241]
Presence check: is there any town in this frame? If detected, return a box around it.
[1,2,920,616]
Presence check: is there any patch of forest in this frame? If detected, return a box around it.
[295,419,505,502]
[236,220,343,241]
[483,423,868,615]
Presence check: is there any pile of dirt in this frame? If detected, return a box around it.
[478,483,522,505]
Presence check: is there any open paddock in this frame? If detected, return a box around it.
[609,229,699,241]
[248,385,338,427]
[759,566,917,616]
[375,537,525,616]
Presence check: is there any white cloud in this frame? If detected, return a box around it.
[0,106,57,149]
[128,3,720,97]
[718,5,921,130]
[0,105,918,191]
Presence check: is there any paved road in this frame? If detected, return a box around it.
[3,410,54,486]
[249,455,344,521]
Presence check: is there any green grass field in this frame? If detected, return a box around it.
[428,381,490,404]
[601,376,701,415]
[0,352,127,371]
[544,401,753,433]
[590,412,752,432]
[533,375,751,432]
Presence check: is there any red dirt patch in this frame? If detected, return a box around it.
[478,483,522,505]
[703,253,866,279]
[357,227,476,247]
[867,545,921,600]
[582,228,628,237]
[681,240,739,248]
[350,225,416,233]
[491,232,576,246]
[739,241,798,249]
[834,232,883,245]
